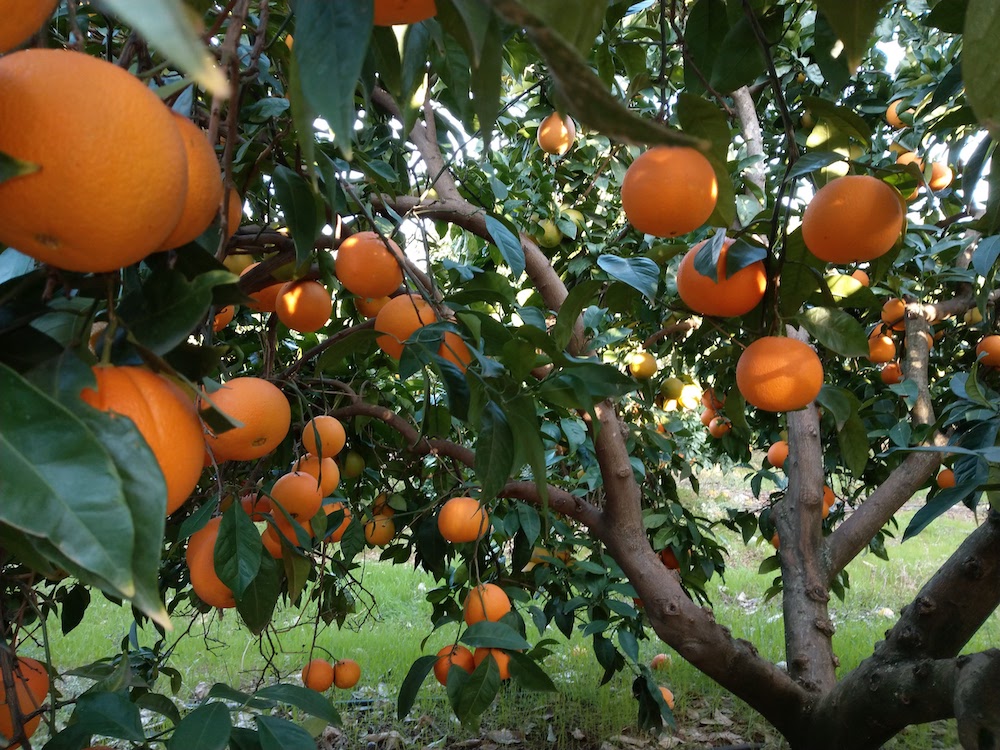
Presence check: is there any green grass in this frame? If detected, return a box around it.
[34,507,997,749]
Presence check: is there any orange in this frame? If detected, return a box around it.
[659,548,680,570]
[186,518,236,609]
[0,656,49,749]
[364,515,395,546]
[801,175,904,264]
[374,294,438,359]
[736,337,824,412]
[886,100,912,128]
[628,351,657,379]
[767,440,789,469]
[276,280,332,333]
[676,237,767,317]
[240,262,285,313]
[868,334,897,363]
[851,269,870,286]
[224,187,243,239]
[928,162,954,191]
[302,659,334,692]
[269,471,324,520]
[0,0,57,53]
[881,298,907,331]
[239,493,271,521]
[437,497,490,543]
[203,377,291,461]
[880,361,904,385]
[293,454,341,496]
[699,407,716,427]
[976,335,1000,366]
[158,114,223,250]
[621,146,718,238]
[332,659,361,689]
[439,331,473,372]
[262,514,313,558]
[701,388,725,410]
[342,450,365,478]
[536,112,576,156]
[213,305,235,332]
[770,533,780,549]
[434,645,475,686]
[0,49,187,272]
[374,0,436,25]
[463,583,511,626]
[323,501,352,542]
[80,366,204,515]
[823,485,836,509]
[335,232,404,298]
[302,415,347,458]
[223,253,254,275]
[355,296,391,319]
[708,416,731,438]
[937,468,956,489]
[472,648,511,680]
[373,494,395,517]
[659,686,675,710]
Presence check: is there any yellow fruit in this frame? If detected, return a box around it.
[536,112,576,156]
[628,351,657,379]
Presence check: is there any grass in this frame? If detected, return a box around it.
[33,506,997,749]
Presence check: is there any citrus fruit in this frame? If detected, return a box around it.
[976,335,1000,366]
[676,237,767,317]
[276,280,332,333]
[439,331,473,372]
[700,407,716,427]
[708,416,731,438]
[213,305,235,332]
[0,0,58,53]
[659,686,675,710]
[434,645,475,686]
[736,337,824,412]
[293,454,341,496]
[355,296,391,319]
[323,501,352,542]
[80,366,204,515]
[823,485,836,509]
[621,146,718,238]
[463,583,511,626]
[770,533,780,549]
[0,49,187,272]
[886,99,912,128]
[203,377,291,461]
[302,415,347,458]
[928,162,954,191]
[767,440,789,469]
[701,388,725,409]
[158,114,223,250]
[223,253,253,275]
[678,384,701,410]
[239,493,271,521]
[240,262,285,313]
[473,648,511,680]
[659,548,680,570]
[342,450,366,479]
[373,493,395,517]
[881,298,907,331]
[269,471,324,520]
[880,361,904,385]
[374,0,436,25]
[186,518,236,609]
[937,468,956,489]
[851,269,870,286]
[374,293,438,359]
[224,187,243,239]
[437,497,490,543]
[302,659,334,691]
[868,334,897,363]
[364,515,395,546]
[335,231,404,298]
[651,653,671,670]
[332,659,361,689]
[262,514,313,558]
[660,377,685,400]
[536,112,576,155]
[0,656,49,748]
[801,175,904,264]
[628,351,657,379]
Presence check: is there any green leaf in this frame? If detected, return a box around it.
[778,229,825,316]
[508,651,557,691]
[167,702,231,750]
[485,216,525,279]
[801,96,872,147]
[813,0,891,71]
[397,655,438,720]
[71,691,146,741]
[253,685,340,725]
[135,692,182,726]
[0,363,137,597]
[440,0,494,65]
[973,235,1000,278]
[837,412,869,478]
[256,715,316,750]
[216,497,263,599]
[926,0,968,33]
[95,0,227,95]
[596,256,659,300]
[709,16,766,93]
[452,653,502,726]
[475,401,515,502]
[294,0,373,158]
[272,165,321,270]
[552,279,601,351]
[784,152,846,182]
[676,94,731,163]
[400,22,432,135]
[461,621,532,650]
[683,0,729,94]
[516,503,541,546]
[519,0,606,55]
[503,395,549,505]
[816,385,856,431]
[470,16,503,138]
[237,553,281,635]
[797,307,868,358]
[0,150,39,185]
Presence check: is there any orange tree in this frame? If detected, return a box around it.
[2,1,1000,748]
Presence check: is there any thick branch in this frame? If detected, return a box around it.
[731,85,765,198]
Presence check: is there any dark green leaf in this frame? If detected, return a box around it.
[837,412,869,478]
[676,94,731,163]
[485,216,525,279]
[135,692,182,726]
[683,0,729,95]
[256,715,316,750]
[272,165,320,270]
[801,96,873,147]
[926,0,968,32]
[475,401,515,502]
[167,702,231,750]
[254,685,340,725]
[515,503,541,545]
[784,152,846,182]
[797,307,868,358]
[0,150,39,185]
[397,655,438,720]
[813,0,891,70]
[216,498,263,599]
[552,279,601,351]
[470,16,503,138]
[816,385,856,431]
[596,256,659,300]
[236,553,281,635]
[779,229,825,316]
[709,16,766,93]
[973,235,1000,278]
[520,0,605,55]
[460,621,532,650]
[440,0,494,65]
[508,651,557,692]
[72,691,145,741]
[452,653,501,726]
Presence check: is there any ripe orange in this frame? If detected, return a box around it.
[659,686,675,710]
[659,548,680,570]
[767,440,789,469]
[851,269,870,286]
[463,583,511,626]
[323,501,352,542]
[770,533,780,549]
[976,335,1000,366]
[439,331,473,372]
[736,337,824,412]
[373,493,395,517]
[224,187,243,239]
[0,656,49,748]
[0,0,57,53]
[374,294,438,359]
[158,114,223,250]
[699,407,716,427]
[203,377,291,461]
[701,388,725,410]
[536,112,576,156]
[302,415,347,458]
[823,485,836,509]
[434,645,475,686]
[621,146,718,238]
[881,298,907,331]
[801,175,904,264]
[880,361,904,385]
[438,497,490,543]
[937,468,956,489]
[886,100,912,128]
[269,471,324,520]
[302,659,334,692]
[332,659,361,689]
[676,237,767,317]
[473,648,511,680]
[261,514,313,558]
[708,416,731,438]
[293,454,340,496]
[355,296,391,319]
[374,0,436,25]
[275,280,332,333]
[186,518,236,609]
[335,231,404,298]
[213,305,235,332]
[868,334,897,363]
[80,366,204,515]
[239,493,271,521]
[240,262,285,313]
[364,515,395,546]
[928,162,954,191]
[0,49,187,272]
